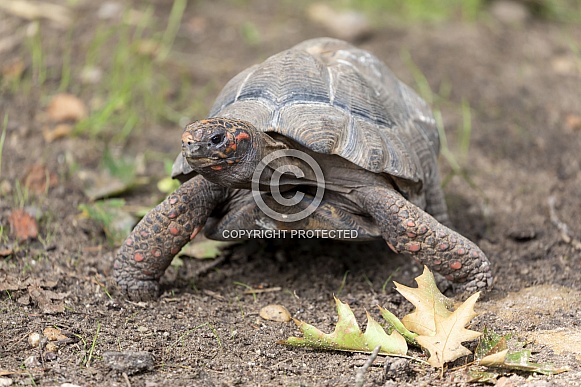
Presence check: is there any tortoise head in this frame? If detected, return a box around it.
[181,118,260,187]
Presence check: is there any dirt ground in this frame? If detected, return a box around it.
[1,1,581,386]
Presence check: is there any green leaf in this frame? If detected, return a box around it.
[180,239,235,259]
[476,328,570,375]
[280,297,407,356]
[157,176,180,194]
[475,327,508,360]
[377,305,418,345]
[466,368,500,384]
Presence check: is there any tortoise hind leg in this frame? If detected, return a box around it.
[356,186,492,295]
[112,175,228,301]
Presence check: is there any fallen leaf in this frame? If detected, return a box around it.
[0,275,68,314]
[46,93,87,122]
[475,328,570,375]
[565,114,581,132]
[377,305,418,344]
[280,296,408,355]
[502,348,569,375]
[467,368,500,383]
[180,238,235,259]
[0,271,26,291]
[42,123,73,142]
[43,327,69,341]
[475,327,508,361]
[27,282,67,314]
[8,209,39,241]
[187,16,207,35]
[1,57,26,81]
[0,247,13,257]
[260,304,292,322]
[17,294,31,305]
[415,292,482,368]
[395,266,454,336]
[24,164,58,194]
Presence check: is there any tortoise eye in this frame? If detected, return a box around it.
[210,133,224,145]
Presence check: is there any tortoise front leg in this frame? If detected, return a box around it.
[113,175,228,301]
[357,186,492,295]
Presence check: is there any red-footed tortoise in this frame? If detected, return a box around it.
[113,38,492,301]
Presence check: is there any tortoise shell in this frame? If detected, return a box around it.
[173,38,440,200]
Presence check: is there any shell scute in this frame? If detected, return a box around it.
[176,38,441,195]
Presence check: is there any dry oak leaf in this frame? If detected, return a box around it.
[415,292,481,368]
[395,266,454,336]
[42,123,73,142]
[24,164,58,194]
[28,282,68,314]
[8,208,39,241]
[46,93,87,122]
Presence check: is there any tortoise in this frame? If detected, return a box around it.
[113,38,492,301]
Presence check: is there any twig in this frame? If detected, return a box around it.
[122,372,131,387]
[548,196,581,250]
[193,255,227,277]
[242,286,281,294]
[354,346,381,387]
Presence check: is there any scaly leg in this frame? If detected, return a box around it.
[357,186,492,295]
[113,175,228,301]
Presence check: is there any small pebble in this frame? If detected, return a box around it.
[102,351,154,375]
[0,180,12,195]
[259,304,292,322]
[80,66,102,84]
[490,0,530,24]
[0,377,13,386]
[24,355,41,369]
[45,342,58,352]
[507,227,537,242]
[98,2,123,19]
[28,332,42,348]
[307,3,371,41]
